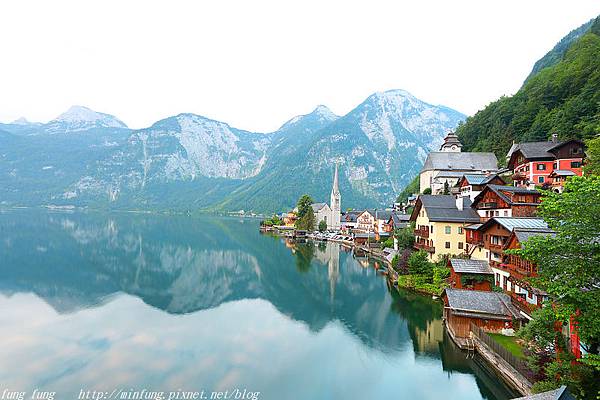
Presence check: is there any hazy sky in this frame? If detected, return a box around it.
[1,0,599,132]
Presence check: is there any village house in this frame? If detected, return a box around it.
[442,288,523,339]
[507,135,585,191]
[384,211,410,232]
[448,259,494,291]
[471,184,541,222]
[501,227,554,315]
[356,210,375,232]
[456,173,506,200]
[282,211,298,227]
[340,210,362,231]
[419,132,498,194]
[410,195,480,261]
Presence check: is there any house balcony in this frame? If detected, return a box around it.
[414,242,435,253]
[501,262,537,280]
[488,243,504,253]
[510,292,540,317]
[414,227,429,239]
[466,236,483,246]
[479,202,498,209]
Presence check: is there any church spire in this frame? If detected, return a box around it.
[330,163,341,230]
[332,163,340,195]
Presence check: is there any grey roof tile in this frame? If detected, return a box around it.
[450,259,493,274]
[444,288,521,319]
[422,152,498,173]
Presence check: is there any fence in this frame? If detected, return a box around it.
[470,323,535,383]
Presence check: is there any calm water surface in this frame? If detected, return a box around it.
[0,211,517,400]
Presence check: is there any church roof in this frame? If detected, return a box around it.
[311,203,329,212]
[421,152,498,173]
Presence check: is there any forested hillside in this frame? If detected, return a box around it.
[456,16,600,164]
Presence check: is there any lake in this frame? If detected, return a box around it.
[0,210,517,400]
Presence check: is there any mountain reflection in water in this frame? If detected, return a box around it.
[0,211,517,400]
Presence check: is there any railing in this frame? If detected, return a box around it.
[470,323,535,383]
[488,243,504,253]
[466,236,483,246]
[414,242,435,253]
[480,202,498,209]
[510,294,539,316]
[414,228,429,238]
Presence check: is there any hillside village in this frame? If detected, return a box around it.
[261,130,594,398]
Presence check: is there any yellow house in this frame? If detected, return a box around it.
[409,195,480,262]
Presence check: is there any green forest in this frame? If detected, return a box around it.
[455,16,600,164]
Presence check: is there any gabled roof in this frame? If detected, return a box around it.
[472,184,540,207]
[449,259,493,274]
[458,173,506,186]
[410,195,480,223]
[478,217,549,233]
[421,152,498,173]
[549,170,576,177]
[512,385,575,400]
[364,209,392,221]
[342,211,362,222]
[505,227,556,250]
[444,288,521,319]
[311,203,329,212]
[506,139,585,168]
[389,212,410,227]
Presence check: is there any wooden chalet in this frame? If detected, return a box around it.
[507,136,585,190]
[501,228,554,315]
[471,185,541,221]
[456,173,506,200]
[448,259,493,291]
[442,288,523,339]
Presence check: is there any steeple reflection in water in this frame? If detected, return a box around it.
[0,210,517,400]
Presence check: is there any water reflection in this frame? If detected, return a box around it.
[0,210,517,399]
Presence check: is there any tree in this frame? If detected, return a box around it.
[296,206,316,231]
[394,222,415,249]
[584,136,600,176]
[318,220,327,232]
[296,194,313,218]
[443,181,450,195]
[422,188,432,195]
[516,175,600,354]
[408,250,434,278]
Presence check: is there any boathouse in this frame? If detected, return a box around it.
[442,288,523,339]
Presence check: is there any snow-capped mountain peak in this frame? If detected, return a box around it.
[12,117,38,125]
[312,105,338,121]
[45,105,128,133]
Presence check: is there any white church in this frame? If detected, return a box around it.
[311,164,341,230]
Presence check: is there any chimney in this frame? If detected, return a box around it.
[551,133,558,143]
[456,195,464,211]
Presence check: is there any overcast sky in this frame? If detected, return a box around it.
[1,0,599,132]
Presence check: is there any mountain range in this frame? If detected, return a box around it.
[0,91,464,213]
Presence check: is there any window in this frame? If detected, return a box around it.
[538,176,544,183]
[445,242,451,249]
[571,161,582,168]
[458,227,463,234]
[503,210,508,216]
[553,162,558,169]
[430,225,433,233]
[495,211,499,216]
[537,164,546,170]
[458,242,463,250]
[570,147,582,155]
[445,226,451,234]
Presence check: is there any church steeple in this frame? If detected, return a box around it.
[330,163,341,230]
[440,132,462,152]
